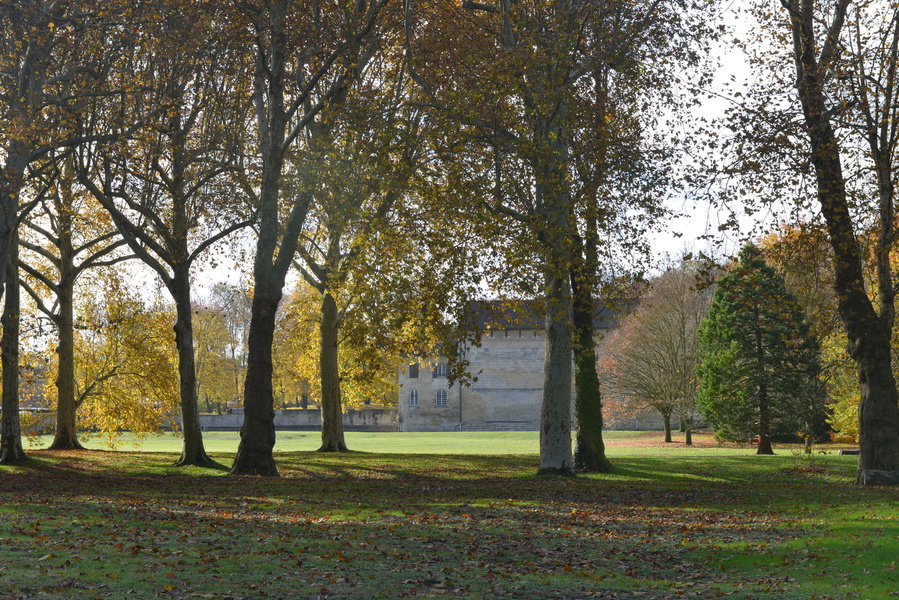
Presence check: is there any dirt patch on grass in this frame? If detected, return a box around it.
[605,431,732,450]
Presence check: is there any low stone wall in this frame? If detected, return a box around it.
[199,407,398,432]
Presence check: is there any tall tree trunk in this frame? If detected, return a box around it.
[318,291,348,452]
[540,267,574,475]
[0,238,24,464]
[231,277,281,476]
[49,278,83,450]
[171,269,212,466]
[663,413,672,443]
[685,424,692,446]
[570,253,611,472]
[230,0,290,477]
[783,0,899,481]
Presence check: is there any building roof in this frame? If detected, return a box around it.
[464,299,629,331]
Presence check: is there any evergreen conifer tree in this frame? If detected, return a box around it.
[697,244,822,454]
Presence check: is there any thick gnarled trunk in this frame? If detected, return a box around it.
[855,338,899,475]
[318,291,348,452]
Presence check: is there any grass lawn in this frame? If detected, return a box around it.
[23,430,653,455]
[1,431,896,600]
[24,429,767,455]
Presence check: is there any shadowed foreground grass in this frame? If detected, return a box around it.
[1,436,896,600]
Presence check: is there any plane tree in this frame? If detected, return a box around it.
[0,0,137,463]
[76,1,253,466]
[229,0,389,476]
[289,40,426,452]
[567,35,705,470]
[17,157,130,450]
[405,0,715,474]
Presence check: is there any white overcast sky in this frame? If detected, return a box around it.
[648,0,776,264]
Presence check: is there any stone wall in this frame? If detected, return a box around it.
[199,406,398,432]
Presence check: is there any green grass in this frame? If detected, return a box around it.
[27,430,554,454]
[24,428,743,455]
[2,433,896,600]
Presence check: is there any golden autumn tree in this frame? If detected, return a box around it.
[25,270,180,445]
[18,156,130,450]
[76,0,253,466]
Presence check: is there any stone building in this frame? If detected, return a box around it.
[397,302,620,432]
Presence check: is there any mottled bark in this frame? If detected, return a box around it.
[539,267,574,476]
[0,239,24,464]
[318,292,348,452]
[0,146,28,304]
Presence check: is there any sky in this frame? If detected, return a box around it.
[648,0,777,265]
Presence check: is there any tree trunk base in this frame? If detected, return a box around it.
[858,470,899,486]
[316,441,350,453]
[0,447,26,464]
[48,436,86,451]
[230,448,279,476]
[756,435,774,455]
[174,450,217,467]
[537,466,576,477]
[574,441,613,473]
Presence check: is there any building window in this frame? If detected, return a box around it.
[434,363,448,378]
[409,390,419,406]
[409,363,419,378]
[435,389,448,406]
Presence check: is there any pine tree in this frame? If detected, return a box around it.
[697,244,822,454]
